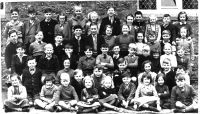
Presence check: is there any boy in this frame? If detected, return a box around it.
[40,7,58,44]
[38,43,59,83]
[22,56,42,106]
[55,73,79,111]
[96,44,114,74]
[150,48,161,73]
[147,31,161,53]
[111,44,122,71]
[4,74,29,112]
[171,74,198,113]
[176,65,190,85]
[132,11,146,35]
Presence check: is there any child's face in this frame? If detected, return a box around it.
[105,27,112,36]
[44,12,52,20]
[64,47,73,54]
[157,77,164,86]
[55,36,63,44]
[104,80,112,88]
[59,15,65,23]
[135,14,142,21]
[11,76,20,86]
[162,34,170,42]
[112,46,120,54]
[122,25,129,34]
[63,60,70,69]
[35,32,43,41]
[28,13,36,20]
[122,77,131,85]
[74,73,83,82]
[27,59,37,69]
[74,28,82,37]
[144,63,151,73]
[11,11,19,21]
[84,79,93,88]
[45,48,53,56]
[126,16,134,24]
[45,81,53,88]
[74,7,82,17]
[164,46,172,55]
[179,14,186,22]
[118,61,127,70]
[150,17,156,24]
[149,35,156,42]
[162,62,171,71]
[176,79,185,88]
[137,33,144,42]
[90,25,98,35]
[90,14,98,22]
[10,32,18,44]
[177,49,185,57]
[85,49,93,58]
[180,29,187,37]
[101,47,109,54]
[143,77,150,85]
[163,16,171,25]
[60,75,70,87]
[16,47,25,55]
[142,49,150,57]
[153,52,159,59]
[128,47,136,54]
[94,68,103,77]
[176,68,185,74]
[107,8,115,17]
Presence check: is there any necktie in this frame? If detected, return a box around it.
[93,35,97,51]
[13,86,20,95]
[77,37,81,53]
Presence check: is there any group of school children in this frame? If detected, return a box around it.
[3,4,198,113]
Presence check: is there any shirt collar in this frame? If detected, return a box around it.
[75,36,81,40]
[45,18,51,22]
[180,21,187,25]
[45,54,52,59]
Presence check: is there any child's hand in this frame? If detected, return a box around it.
[164,91,167,94]
[101,62,107,66]
[87,98,93,103]
[131,77,137,82]
[172,41,176,45]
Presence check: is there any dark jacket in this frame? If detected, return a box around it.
[5,42,17,69]
[98,87,116,99]
[11,55,28,75]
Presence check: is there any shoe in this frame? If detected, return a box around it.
[148,106,160,112]
[4,105,13,112]
[34,105,42,109]
[173,109,185,113]
[22,108,30,112]
[53,105,62,112]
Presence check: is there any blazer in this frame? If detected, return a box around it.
[11,54,28,75]
[71,35,88,56]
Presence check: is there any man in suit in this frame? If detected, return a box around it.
[99,7,121,36]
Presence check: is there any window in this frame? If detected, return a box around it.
[139,0,156,9]
[183,0,198,9]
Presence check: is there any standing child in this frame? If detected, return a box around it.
[134,73,161,112]
[147,31,161,53]
[171,74,198,113]
[155,73,170,109]
[34,75,58,112]
[125,14,136,36]
[22,56,42,106]
[135,31,145,56]
[91,66,106,90]
[150,48,161,73]
[55,73,79,112]
[111,44,122,71]
[132,11,146,36]
[4,74,29,112]
[118,71,136,109]
[103,25,116,50]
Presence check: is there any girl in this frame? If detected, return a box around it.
[134,73,161,112]
[115,24,135,57]
[138,60,157,86]
[125,14,136,36]
[155,73,170,109]
[135,31,145,56]
[99,76,125,112]
[103,25,116,50]
[91,66,106,90]
[77,76,100,113]
[145,15,161,43]
[34,75,58,112]
[4,74,29,112]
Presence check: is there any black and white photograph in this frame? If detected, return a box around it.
[0,0,199,113]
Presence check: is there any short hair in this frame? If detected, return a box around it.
[8,29,17,37]
[101,43,109,48]
[57,12,67,23]
[177,65,186,71]
[10,7,19,13]
[164,43,172,49]
[175,73,185,81]
[142,60,152,71]
[122,70,131,78]
[27,56,36,62]
[60,73,70,81]
[162,58,171,65]
[88,11,99,22]
[148,31,156,36]
[83,76,95,88]
[55,33,63,37]
[162,30,171,36]
[16,43,25,49]
[74,69,83,76]
[151,47,161,55]
[177,11,188,21]
[105,25,113,30]
[149,15,157,21]
[101,76,114,88]
[134,11,143,16]
[63,40,73,49]
[117,57,126,65]
[44,43,53,50]
[73,25,83,30]
[10,73,21,82]
[155,73,165,83]
[141,72,153,83]
[35,31,43,35]
[44,7,53,13]
[129,43,137,49]
[27,6,36,14]
[126,13,134,19]
[176,46,184,51]
[84,45,93,51]
[43,75,55,84]
[163,14,171,18]
[94,66,103,71]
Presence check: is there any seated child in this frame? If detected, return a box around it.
[78,46,96,76]
[76,76,100,113]
[4,74,29,112]
[155,73,170,109]
[135,31,145,56]
[22,56,42,106]
[134,73,161,112]
[111,44,121,71]
[118,71,136,109]
[38,43,59,83]
[176,65,190,85]
[147,31,161,53]
[150,48,161,73]
[11,43,28,76]
[171,74,198,113]
[71,69,85,100]
[91,66,106,90]
[34,75,58,112]
[55,73,79,111]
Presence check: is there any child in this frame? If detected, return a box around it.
[161,58,176,92]
[125,14,136,36]
[132,11,146,35]
[147,31,161,53]
[4,74,29,112]
[11,43,27,76]
[115,24,135,57]
[111,44,122,71]
[71,69,85,100]
[29,31,47,63]
[145,15,161,43]
[55,73,79,111]
[118,71,136,109]
[78,46,96,76]
[56,59,74,85]
[171,74,198,113]
[91,66,106,90]
[40,7,58,44]
[96,44,114,74]
[155,73,170,109]
[76,76,100,113]
[103,25,116,49]
[38,44,59,83]
[138,60,157,86]
[150,48,161,73]
[135,31,145,56]
[5,30,18,73]
[22,56,42,106]
[99,76,124,112]
[160,43,177,69]
[34,75,58,112]
[134,73,161,112]
[124,43,138,78]
[176,65,190,85]
[176,27,194,61]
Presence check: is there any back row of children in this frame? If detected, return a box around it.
[4,6,197,113]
